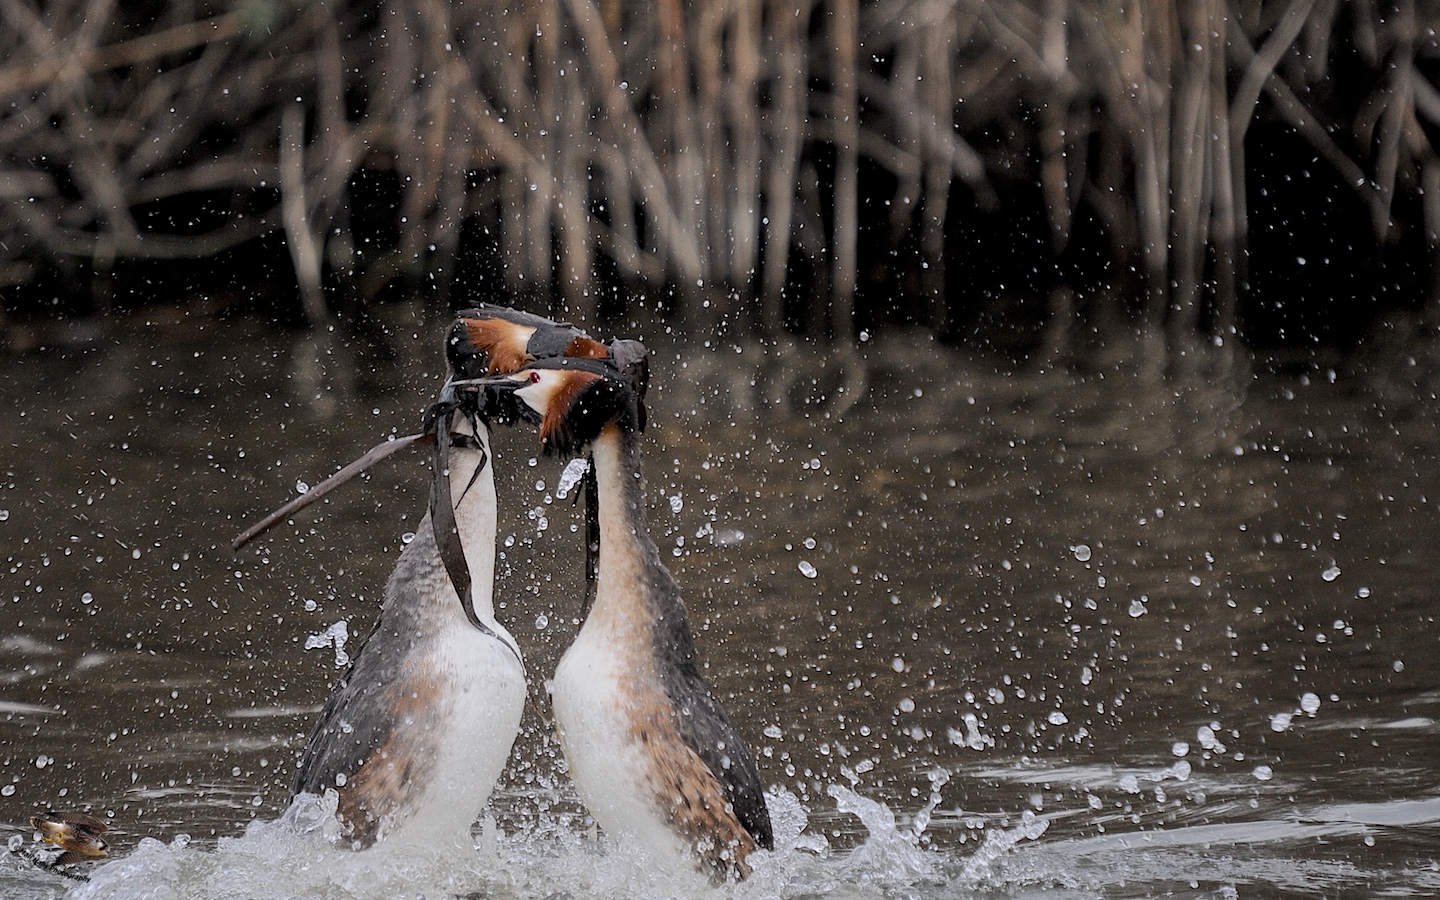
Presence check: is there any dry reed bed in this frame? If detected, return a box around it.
[0,0,1435,349]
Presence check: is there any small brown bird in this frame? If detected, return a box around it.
[30,812,109,865]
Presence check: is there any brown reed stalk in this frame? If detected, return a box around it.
[1,0,1437,363]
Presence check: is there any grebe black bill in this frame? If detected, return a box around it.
[482,360,774,880]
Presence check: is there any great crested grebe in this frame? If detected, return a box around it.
[288,361,524,852]
[484,359,773,880]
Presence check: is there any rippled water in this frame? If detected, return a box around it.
[0,308,1437,898]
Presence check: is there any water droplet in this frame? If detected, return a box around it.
[1299,692,1321,715]
[1321,565,1340,582]
[1393,659,1405,673]
[1048,710,1069,725]
[669,494,683,513]
[401,532,415,545]
[295,480,310,495]
[803,537,816,550]
[1128,599,1147,618]
[762,724,783,740]
[952,717,993,750]
[1071,544,1091,562]
[1270,711,1293,732]
[555,458,590,498]
[1172,741,1190,757]
[798,560,817,578]
[335,773,347,787]
[711,528,746,547]
[81,592,94,605]
[891,657,906,673]
[1252,765,1274,781]
[305,620,350,668]
[0,510,9,522]
[0,785,13,797]
[898,698,915,713]
[534,613,549,630]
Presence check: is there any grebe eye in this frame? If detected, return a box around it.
[528,371,542,384]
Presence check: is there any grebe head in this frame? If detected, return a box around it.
[484,360,639,456]
[447,306,650,427]
[448,305,610,379]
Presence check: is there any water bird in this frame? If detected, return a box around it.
[484,359,773,880]
[288,373,525,852]
[29,812,108,864]
[240,305,646,852]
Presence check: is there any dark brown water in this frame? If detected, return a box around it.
[0,307,1437,897]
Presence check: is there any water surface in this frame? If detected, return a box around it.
[0,310,1436,897]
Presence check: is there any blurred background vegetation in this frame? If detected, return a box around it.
[1,0,1438,366]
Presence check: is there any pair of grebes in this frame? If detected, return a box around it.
[258,305,772,880]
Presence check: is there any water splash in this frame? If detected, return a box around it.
[948,713,994,751]
[555,457,590,499]
[58,783,1053,900]
[303,620,350,668]
[957,810,1048,882]
[827,784,937,882]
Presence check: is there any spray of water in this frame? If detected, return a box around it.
[63,777,1050,900]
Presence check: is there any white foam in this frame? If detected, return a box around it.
[62,782,1052,900]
